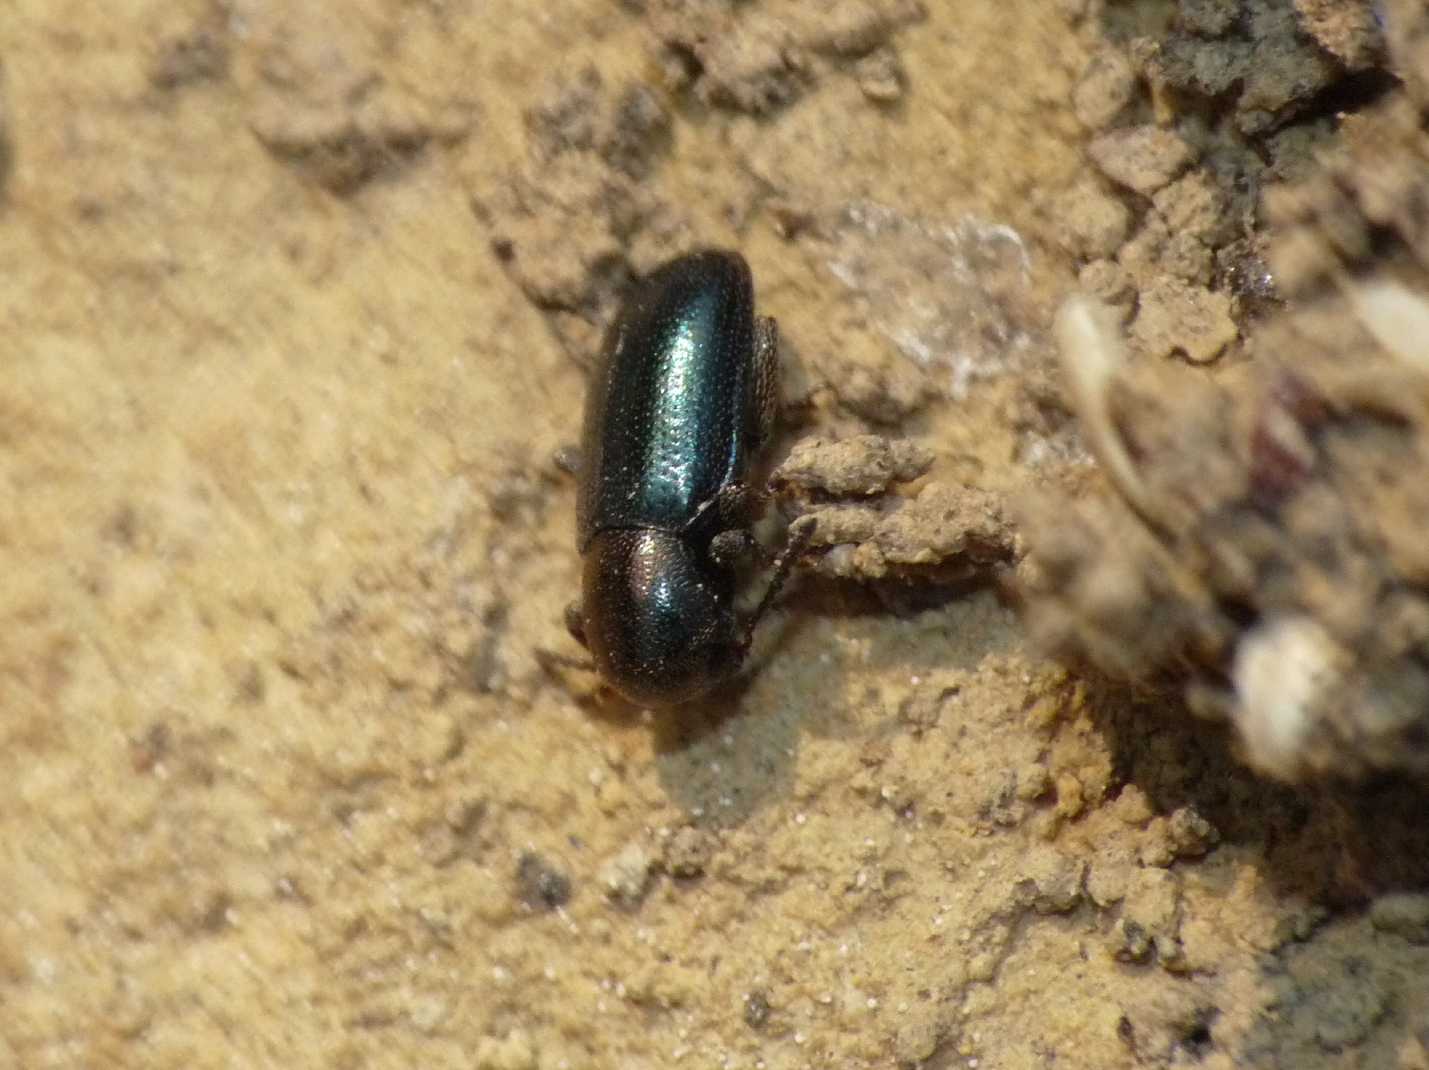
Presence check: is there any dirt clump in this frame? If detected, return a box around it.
[771,435,1014,585]
[475,2,928,364]
[640,0,926,112]
[1027,284,1429,780]
[240,8,475,194]
[1055,0,1395,368]
[771,434,934,498]
[1025,56,1429,781]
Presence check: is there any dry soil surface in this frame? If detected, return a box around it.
[3,2,1428,1069]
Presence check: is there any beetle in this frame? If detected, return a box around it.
[564,248,809,707]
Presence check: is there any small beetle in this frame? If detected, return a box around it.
[565,249,808,707]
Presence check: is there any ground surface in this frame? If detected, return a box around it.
[2,2,1428,1069]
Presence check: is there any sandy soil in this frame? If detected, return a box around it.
[3,2,1427,1069]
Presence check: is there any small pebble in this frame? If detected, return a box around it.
[1369,893,1429,944]
[1055,180,1132,260]
[743,990,772,1029]
[1073,47,1136,129]
[856,48,905,103]
[516,851,572,911]
[598,841,653,904]
[1131,276,1237,363]
[1089,125,1196,196]
[664,826,713,878]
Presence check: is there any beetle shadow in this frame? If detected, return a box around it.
[647,613,804,827]
[648,570,1019,827]
[1079,668,1429,905]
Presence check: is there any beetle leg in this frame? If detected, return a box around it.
[538,603,595,679]
[738,515,815,647]
[717,481,765,527]
[535,646,595,675]
[750,315,780,450]
[688,481,766,544]
[564,601,588,647]
[709,528,756,570]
